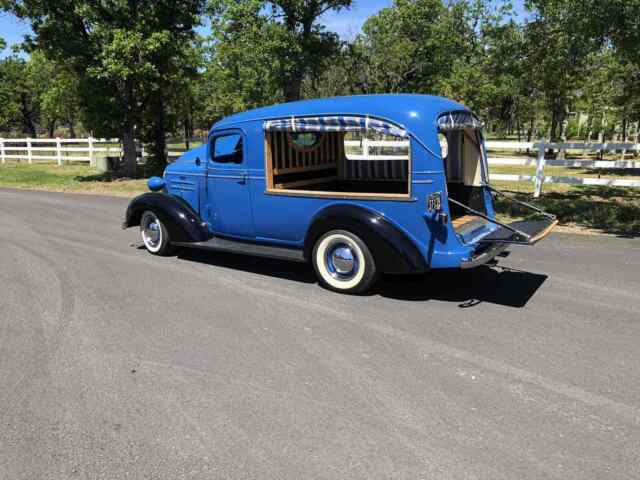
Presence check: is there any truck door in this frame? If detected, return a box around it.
[206,130,255,239]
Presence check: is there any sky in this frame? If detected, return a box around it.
[0,0,529,58]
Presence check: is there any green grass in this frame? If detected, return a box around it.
[1,159,639,237]
[488,164,640,236]
[0,162,147,197]
[491,181,640,237]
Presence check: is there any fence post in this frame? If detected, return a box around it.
[88,137,95,167]
[0,138,4,164]
[27,138,33,164]
[362,137,370,158]
[534,142,546,198]
[56,138,63,166]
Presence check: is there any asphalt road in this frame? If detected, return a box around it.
[1,188,639,480]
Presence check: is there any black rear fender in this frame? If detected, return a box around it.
[304,205,428,274]
[123,193,210,243]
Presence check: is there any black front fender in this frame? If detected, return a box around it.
[304,205,428,274]
[123,193,210,243]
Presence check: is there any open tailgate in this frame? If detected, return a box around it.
[449,186,558,246]
[478,218,559,245]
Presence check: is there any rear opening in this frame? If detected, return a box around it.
[439,124,493,242]
[264,116,410,198]
[438,111,557,246]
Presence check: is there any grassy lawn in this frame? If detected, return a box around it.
[491,181,640,237]
[0,162,148,197]
[1,159,639,237]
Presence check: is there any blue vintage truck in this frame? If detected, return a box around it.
[123,95,557,293]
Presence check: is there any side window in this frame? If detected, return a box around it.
[211,133,243,164]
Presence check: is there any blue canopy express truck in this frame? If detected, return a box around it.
[123,95,557,294]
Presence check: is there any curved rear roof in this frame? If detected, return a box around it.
[212,94,469,134]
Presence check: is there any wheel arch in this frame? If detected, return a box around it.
[123,193,210,243]
[304,204,428,274]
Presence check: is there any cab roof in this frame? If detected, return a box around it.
[212,94,470,135]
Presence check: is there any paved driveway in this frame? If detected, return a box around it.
[1,188,639,479]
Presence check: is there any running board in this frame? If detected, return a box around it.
[173,237,306,262]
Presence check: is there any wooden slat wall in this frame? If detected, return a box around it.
[268,131,339,175]
[345,159,409,181]
[266,131,408,184]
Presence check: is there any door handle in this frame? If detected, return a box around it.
[238,173,247,185]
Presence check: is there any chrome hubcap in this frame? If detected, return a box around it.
[326,243,357,280]
[142,214,161,248]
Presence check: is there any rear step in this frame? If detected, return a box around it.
[174,237,306,262]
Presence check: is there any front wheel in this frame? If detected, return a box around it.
[312,230,378,294]
[140,210,173,256]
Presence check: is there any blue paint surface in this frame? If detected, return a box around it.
[147,177,166,192]
[163,95,496,269]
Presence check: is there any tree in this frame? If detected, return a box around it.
[268,0,351,101]
[4,0,206,177]
[24,50,81,137]
[0,56,39,135]
[206,0,350,109]
[523,0,603,141]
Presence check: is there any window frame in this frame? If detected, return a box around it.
[264,120,413,201]
[209,132,245,166]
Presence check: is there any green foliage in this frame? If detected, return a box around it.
[200,0,349,120]
[1,0,639,170]
[0,55,42,135]
[4,0,206,176]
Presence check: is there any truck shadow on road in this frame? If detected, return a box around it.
[175,249,547,309]
[377,267,548,308]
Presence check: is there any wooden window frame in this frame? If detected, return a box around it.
[264,130,413,201]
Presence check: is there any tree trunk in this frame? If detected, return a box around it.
[69,121,76,139]
[143,92,168,177]
[48,121,56,138]
[285,73,303,102]
[184,118,192,150]
[122,124,137,178]
[20,93,37,136]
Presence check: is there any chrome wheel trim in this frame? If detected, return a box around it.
[315,233,366,290]
[326,244,358,280]
[141,212,162,252]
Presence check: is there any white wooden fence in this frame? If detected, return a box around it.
[0,138,122,166]
[0,137,186,166]
[486,141,640,197]
[3,137,639,198]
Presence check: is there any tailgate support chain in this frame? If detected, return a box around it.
[449,185,558,244]
[485,185,556,221]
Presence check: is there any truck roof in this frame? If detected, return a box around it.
[212,94,469,134]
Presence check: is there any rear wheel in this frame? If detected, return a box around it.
[140,210,173,256]
[312,230,377,294]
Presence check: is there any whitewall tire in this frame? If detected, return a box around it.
[312,230,377,294]
[140,210,173,256]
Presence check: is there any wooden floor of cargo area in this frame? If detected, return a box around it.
[452,215,491,236]
[452,215,483,229]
